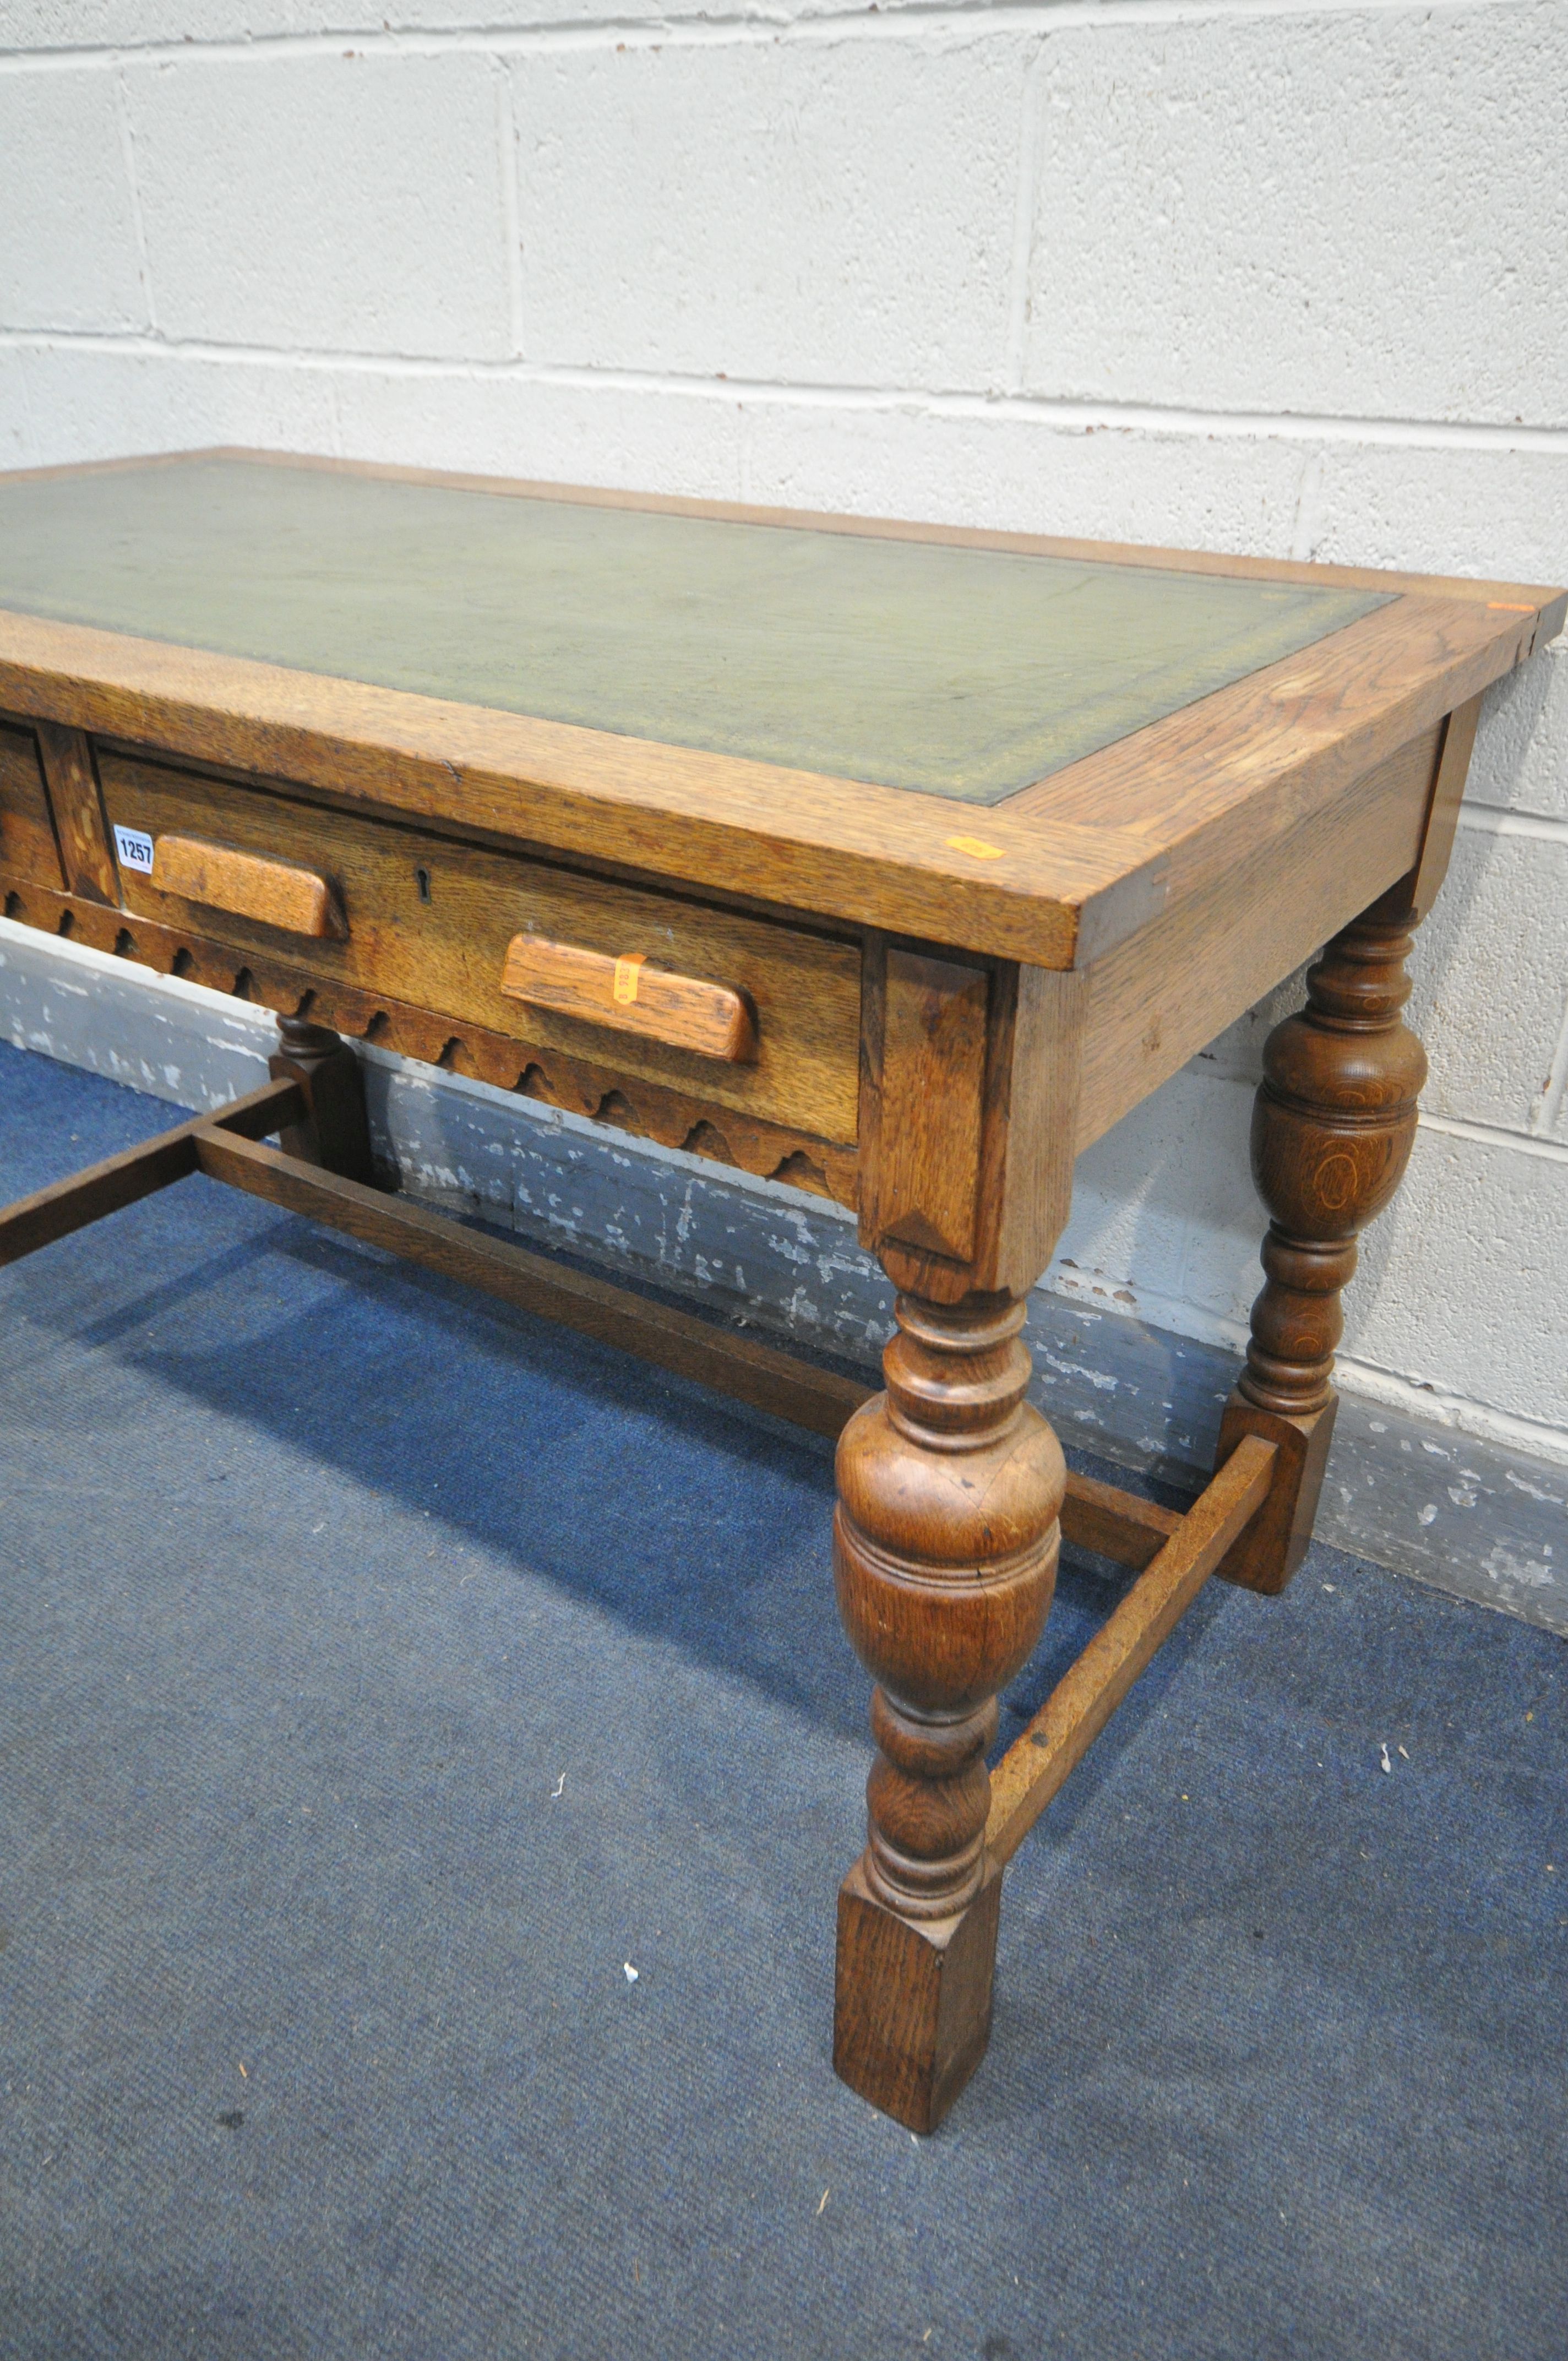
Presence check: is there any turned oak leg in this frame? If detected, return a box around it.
[268,1015,375,1184]
[832,1286,1064,2130]
[1217,884,1427,1593]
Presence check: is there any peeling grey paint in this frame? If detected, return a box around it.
[3,919,1563,1638]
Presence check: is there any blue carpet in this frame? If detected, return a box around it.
[0,1038,1564,2361]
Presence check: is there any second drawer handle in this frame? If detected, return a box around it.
[147,833,347,940]
[501,934,758,1063]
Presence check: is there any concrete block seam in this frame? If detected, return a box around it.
[0,0,1552,74]
[110,64,155,334]
[4,329,1568,453]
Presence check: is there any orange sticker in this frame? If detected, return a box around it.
[944,835,1005,861]
[1487,601,1536,613]
[613,951,647,1007]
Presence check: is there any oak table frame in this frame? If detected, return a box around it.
[0,449,1561,2134]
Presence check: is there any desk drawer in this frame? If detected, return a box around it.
[97,753,862,1144]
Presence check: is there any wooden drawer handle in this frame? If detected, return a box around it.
[501,935,758,1063]
[148,833,347,940]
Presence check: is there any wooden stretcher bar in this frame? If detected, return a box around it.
[986,1433,1277,1867]
[0,1085,1272,1878]
[0,1076,304,1265]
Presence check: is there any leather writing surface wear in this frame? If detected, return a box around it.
[0,456,1386,804]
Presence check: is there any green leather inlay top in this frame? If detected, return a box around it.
[0,456,1389,803]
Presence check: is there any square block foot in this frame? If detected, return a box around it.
[832,1854,1001,2133]
[1215,1391,1338,1595]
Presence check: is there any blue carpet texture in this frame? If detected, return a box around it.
[1,1038,1564,2361]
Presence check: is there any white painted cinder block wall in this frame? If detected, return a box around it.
[1,1,1565,1462]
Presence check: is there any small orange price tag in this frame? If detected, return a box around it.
[613,952,647,1007]
[1487,601,1536,613]
[944,835,1004,861]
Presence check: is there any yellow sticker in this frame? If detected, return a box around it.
[1487,600,1535,613]
[944,835,1005,861]
[613,951,647,1007]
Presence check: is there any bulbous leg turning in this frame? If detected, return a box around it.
[832,1288,1064,2130]
[1218,885,1427,1592]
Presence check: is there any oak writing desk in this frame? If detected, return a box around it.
[1,451,1561,2132]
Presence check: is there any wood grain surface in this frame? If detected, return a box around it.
[985,1434,1277,1867]
[153,831,347,939]
[0,608,1161,972]
[0,720,62,888]
[1409,693,1484,921]
[868,950,989,1264]
[4,446,1557,2149]
[857,943,1087,1303]
[832,1287,1065,2129]
[500,933,758,1064]
[97,749,861,1143]
[0,870,860,1204]
[194,1128,875,1439]
[1216,880,1430,1595]
[0,449,1556,974]
[0,1076,302,1265]
[1057,1472,1182,1570]
[1074,725,1441,1147]
[34,721,116,906]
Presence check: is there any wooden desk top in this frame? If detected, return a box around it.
[0,450,1560,971]
[0,450,1388,804]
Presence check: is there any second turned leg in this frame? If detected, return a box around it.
[832,1287,1065,2131]
[1217,883,1428,1592]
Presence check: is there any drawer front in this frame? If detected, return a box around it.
[97,753,862,1144]
[0,720,64,889]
